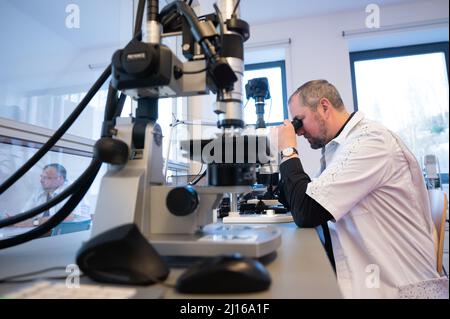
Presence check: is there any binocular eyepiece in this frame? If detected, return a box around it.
[291,117,303,131]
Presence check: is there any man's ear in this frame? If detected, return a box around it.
[319,98,332,118]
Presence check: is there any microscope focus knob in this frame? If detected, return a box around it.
[94,137,129,165]
[166,186,199,216]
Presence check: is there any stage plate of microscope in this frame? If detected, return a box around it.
[222,212,294,224]
[246,199,282,206]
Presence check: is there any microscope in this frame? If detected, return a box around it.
[219,77,293,224]
[90,0,281,258]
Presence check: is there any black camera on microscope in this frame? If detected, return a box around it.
[245,77,271,129]
[245,77,271,101]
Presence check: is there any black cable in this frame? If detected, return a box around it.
[0,0,142,197]
[160,1,217,61]
[182,67,208,74]
[113,93,127,119]
[103,84,119,124]
[1,275,81,284]
[0,266,67,284]
[213,3,225,54]
[0,82,121,229]
[101,84,119,138]
[0,65,111,196]
[232,0,241,17]
[0,161,100,249]
[0,159,101,249]
[0,266,175,288]
[101,83,124,137]
[0,160,101,228]
[134,0,146,38]
[0,0,145,248]
[188,164,206,185]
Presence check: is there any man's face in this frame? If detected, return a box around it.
[40,167,64,192]
[289,96,328,149]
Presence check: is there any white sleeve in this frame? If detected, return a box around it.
[306,130,391,221]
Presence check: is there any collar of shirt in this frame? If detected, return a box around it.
[37,181,70,199]
[328,111,364,147]
[319,112,364,172]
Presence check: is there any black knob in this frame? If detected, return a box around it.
[166,186,199,216]
[94,137,129,165]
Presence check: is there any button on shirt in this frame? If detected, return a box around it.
[306,111,440,298]
[23,181,91,222]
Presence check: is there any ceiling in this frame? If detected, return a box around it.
[177,0,420,25]
[0,0,431,82]
[240,0,418,24]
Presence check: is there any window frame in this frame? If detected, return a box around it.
[244,60,288,126]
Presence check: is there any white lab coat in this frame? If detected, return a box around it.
[306,112,447,298]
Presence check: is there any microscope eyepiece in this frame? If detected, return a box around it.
[292,117,303,131]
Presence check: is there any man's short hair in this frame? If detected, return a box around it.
[44,163,67,181]
[288,79,345,110]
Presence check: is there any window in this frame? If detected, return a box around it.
[0,120,105,238]
[350,42,449,184]
[158,97,175,158]
[0,0,133,238]
[3,89,134,141]
[157,96,189,165]
[0,0,133,140]
[243,61,288,126]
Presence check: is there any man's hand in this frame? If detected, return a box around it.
[0,211,34,227]
[14,219,35,227]
[275,119,298,151]
[40,216,51,224]
[15,216,51,227]
[64,214,75,222]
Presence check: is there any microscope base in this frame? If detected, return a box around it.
[148,223,282,258]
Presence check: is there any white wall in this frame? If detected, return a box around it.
[0,0,133,98]
[245,0,449,175]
